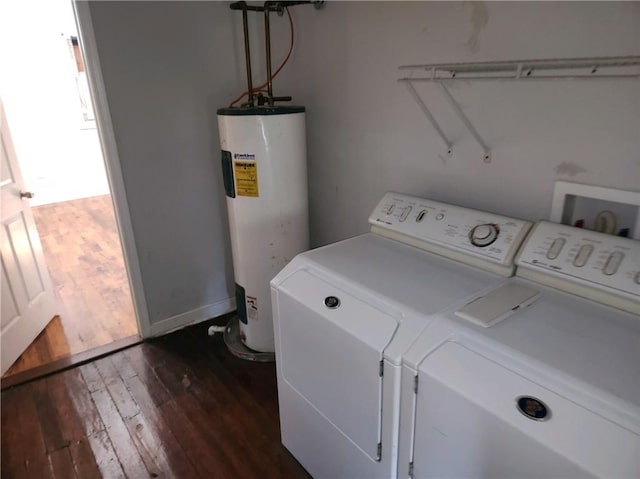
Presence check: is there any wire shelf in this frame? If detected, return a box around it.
[398,55,640,163]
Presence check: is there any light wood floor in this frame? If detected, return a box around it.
[3,195,137,377]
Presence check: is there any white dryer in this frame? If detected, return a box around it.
[270,192,532,479]
[398,221,640,478]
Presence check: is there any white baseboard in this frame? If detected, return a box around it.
[149,297,236,337]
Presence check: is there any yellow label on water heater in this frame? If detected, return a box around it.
[234,160,259,197]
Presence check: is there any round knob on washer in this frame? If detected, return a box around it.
[469,224,499,247]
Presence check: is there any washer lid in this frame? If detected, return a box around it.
[409,278,640,434]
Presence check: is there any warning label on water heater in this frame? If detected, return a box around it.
[234,160,259,197]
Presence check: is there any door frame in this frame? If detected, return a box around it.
[72,1,151,338]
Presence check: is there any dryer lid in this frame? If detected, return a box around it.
[272,233,511,364]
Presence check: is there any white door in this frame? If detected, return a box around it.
[1,100,59,375]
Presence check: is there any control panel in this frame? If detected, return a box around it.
[368,192,532,266]
[516,221,640,300]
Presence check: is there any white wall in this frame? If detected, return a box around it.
[88,1,242,327]
[0,0,109,206]
[82,1,639,330]
[270,1,640,246]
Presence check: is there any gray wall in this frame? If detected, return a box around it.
[89,1,241,326]
[271,1,640,246]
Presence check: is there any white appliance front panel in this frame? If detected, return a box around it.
[398,276,640,479]
[276,269,398,462]
[411,342,636,479]
[275,353,401,479]
[516,221,640,312]
[469,279,640,431]
[271,232,515,479]
[369,192,531,268]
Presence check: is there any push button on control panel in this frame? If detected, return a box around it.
[602,252,624,276]
[416,209,427,222]
[573,244,594,267]
[399,206,412,222]
[546,238,566,260]
[386,204,395,215]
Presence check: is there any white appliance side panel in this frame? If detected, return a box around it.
[276,269,398,461]
[412,342,639,479]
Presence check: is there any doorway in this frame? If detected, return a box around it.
[1,0,138,379]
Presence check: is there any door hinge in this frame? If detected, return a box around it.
[414,375,419,394]
[379,359,384,377]
[376,442,382,461]
[408,461,414,478]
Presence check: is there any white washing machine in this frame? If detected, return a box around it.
[398,221,640,478]
[270,192,532,479]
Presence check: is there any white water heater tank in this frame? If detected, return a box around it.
[217,106,309,353]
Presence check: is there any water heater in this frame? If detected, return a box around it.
[217,106,309,353]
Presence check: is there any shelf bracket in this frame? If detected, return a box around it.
[436,81,491,163]
[398,55,640,164]
[404,81,453,156]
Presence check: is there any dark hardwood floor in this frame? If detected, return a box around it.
[1,320,310,479]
